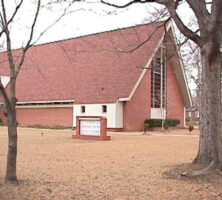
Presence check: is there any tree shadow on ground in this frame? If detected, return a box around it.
[162,163,222,184]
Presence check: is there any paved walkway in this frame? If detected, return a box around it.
[0,125,199,137]
[110,131,199,137]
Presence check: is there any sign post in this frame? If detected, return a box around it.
[72,116,110,140]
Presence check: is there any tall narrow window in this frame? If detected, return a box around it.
[81,106,85,113]
[151,47,166,108]
[102,105,107,113]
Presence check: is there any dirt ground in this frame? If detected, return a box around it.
[0,127,222,200]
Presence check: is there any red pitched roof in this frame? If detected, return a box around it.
[0,22,165,104]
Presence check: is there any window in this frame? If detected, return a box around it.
[151,47,166,108]
[0,76,10,88]
[81,106,85,113]
[102,105,107,113]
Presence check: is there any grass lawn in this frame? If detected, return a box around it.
[0,127,221,200]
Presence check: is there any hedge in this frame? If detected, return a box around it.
[144,119,180,128]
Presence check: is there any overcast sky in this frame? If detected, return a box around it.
[4,0,193,49]
[4,1,154,49]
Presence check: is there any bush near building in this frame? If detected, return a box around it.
[144,119,180,128]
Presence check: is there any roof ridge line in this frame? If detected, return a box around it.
[1,21,165,52]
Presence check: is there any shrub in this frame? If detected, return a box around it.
[21,124,67,130]
[144,123,150,132]
[164,123,169,130]
[189,125,194,132]
[0,118,3,125]
[166,119,180,127]
[144,119,180,128]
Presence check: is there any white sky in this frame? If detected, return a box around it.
[4,1,194,48]
[5,1,160,49]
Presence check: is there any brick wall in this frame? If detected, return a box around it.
[123,69,152,131]
[16,107,73,128]
[0,61,185,131]
[123,60,185,131]
[0,110,6,124]
[166,61,185,127]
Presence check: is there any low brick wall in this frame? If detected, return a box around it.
[16,107,73,128]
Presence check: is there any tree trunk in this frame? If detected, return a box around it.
[194,45,222,165]
[5,88,18,184]
[5,110,18,183]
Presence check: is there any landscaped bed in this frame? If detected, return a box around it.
[0,127,221,200]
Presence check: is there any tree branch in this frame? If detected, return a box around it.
[0,0,24,38]
[101,0,202,46]
[14,0,41,78]
[101,0,152,8]
[120,19,170,53]
[1,0,16,79]
[30,2,75,46]
[186,0,210,28]
[178,29,199,48]
[101,0,165,8]
[80,19,169,54]
[165,1,202,46]
[211,0,222,35]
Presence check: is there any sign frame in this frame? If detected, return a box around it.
[72,116,111,140]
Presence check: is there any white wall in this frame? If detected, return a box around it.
[116,101,123,128]
[0,76,10,88]
[73,102,123,128]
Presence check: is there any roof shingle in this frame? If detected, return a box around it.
[0,22,165,104]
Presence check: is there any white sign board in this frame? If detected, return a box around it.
[80,119,101,136]
[151,108,166,119]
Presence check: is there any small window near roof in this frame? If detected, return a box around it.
[102,105,107,113]
[81,106,85,113]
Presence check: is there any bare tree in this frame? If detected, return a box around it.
[101,0,222,175]
[182,41,201,125]
[0,0,42,184]
[0,0,74,184]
